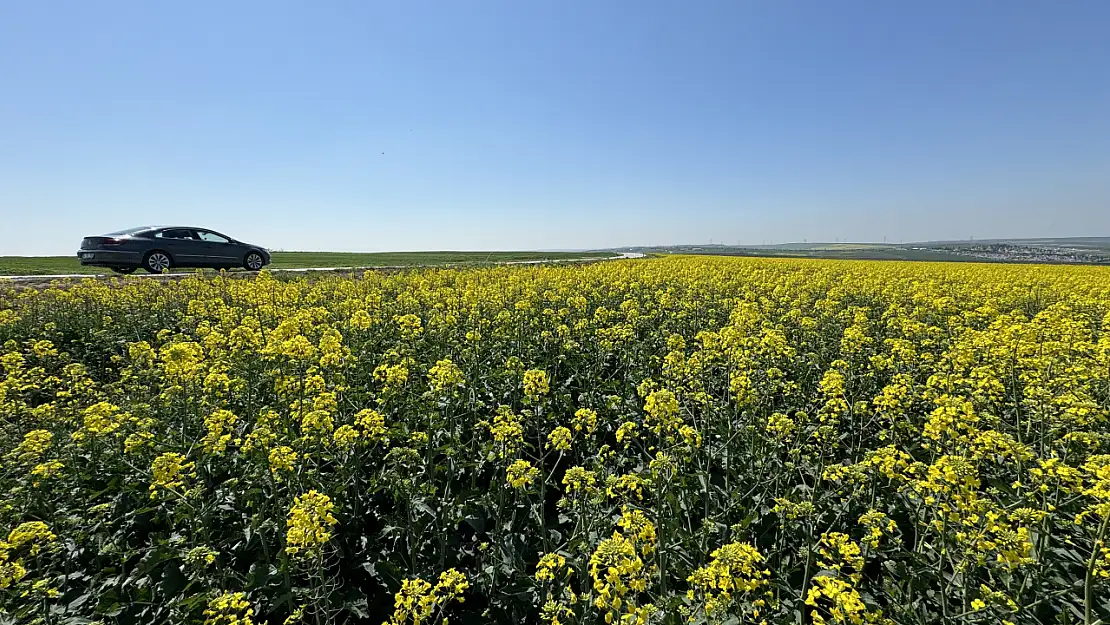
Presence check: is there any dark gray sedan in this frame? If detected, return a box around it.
[78,226,271,274]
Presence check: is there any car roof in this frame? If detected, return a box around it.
[103,226,223,236]
[107,226,234,237]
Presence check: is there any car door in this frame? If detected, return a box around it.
[152,228,203,266]
[194,230,241,267]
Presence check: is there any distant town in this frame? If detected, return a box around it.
[919,242,1110,264]
[618,237,1110,265]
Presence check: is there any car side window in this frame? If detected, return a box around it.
[197,231,230,243]
[157,229,196,240]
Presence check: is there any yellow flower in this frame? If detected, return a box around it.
[29,459,64,486]
[7,521,56,555]
[394,314,423,339]
[535,552,567,582]
[374,363,410,392]
[678,424,702,448]
[159,341,205,380]
[384,569,468,625]
[765,412,796,440]
[427,358,464,394]
[563,466,597,497]
[279,335,316,361]
[8,429,53,465]
[241,410,279,453]
[185,546,219,567]
[817,532,864,581]
[203,591,256,625]
[616,421,639,444]
[649,451,677,480]
[124,431,154,454]
[300,408,334,438]
[80,402,126,437]
[149,452,195,499]
[589,533,649,619]
[617,506,657,555]
[285,490,339,558]
[506,459,540,489]
[546,426,572,452]
[805,576,882,625]
[687,541,768,620]
[269,446,298,477]
[354,408,387,442]
[0,559,27,589]
[772,497,816,522]
[283,606,306,625]
[333,424,360,448]
[30,339,58,359]
[643,389,679,433]
[540,600,574,625]
[350,309,374,330]
[606,473,647,501]
[523,369,550,402]
[487,405,524,458]
[25,578,60,599]
[317,328,346,368]
[572,407,599,434]
[201,409,238,455]
[858,510,898,548]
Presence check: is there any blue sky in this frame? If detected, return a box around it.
[1,1,1108,255]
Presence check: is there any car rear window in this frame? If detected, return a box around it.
[106,227,151,236]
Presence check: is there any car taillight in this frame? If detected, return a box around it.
[102,238,123,246]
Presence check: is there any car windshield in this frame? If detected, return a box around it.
[105,226,151,236]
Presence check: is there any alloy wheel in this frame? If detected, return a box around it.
[147,252,171,272]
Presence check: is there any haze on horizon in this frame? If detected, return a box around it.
[1,1,1108,256]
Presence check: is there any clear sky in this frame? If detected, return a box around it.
[2,2,1108,255]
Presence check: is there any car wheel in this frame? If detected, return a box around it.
[244,251,265,271]
[110,267,137,275]
[144,251,172,274]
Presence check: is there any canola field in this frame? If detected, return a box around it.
[1,256,1109,625]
